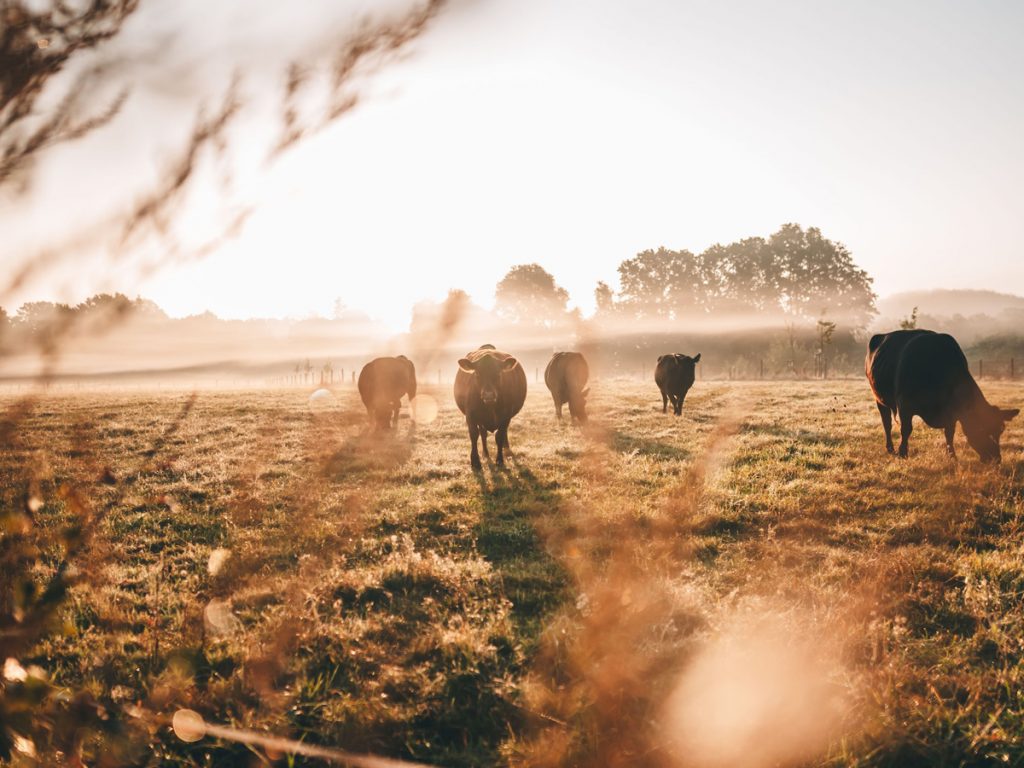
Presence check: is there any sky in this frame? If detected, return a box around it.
[4,0,1023,331]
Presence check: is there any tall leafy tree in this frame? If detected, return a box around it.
[768,223,876,325]
[495,263,570,327]
[616,248,707,319]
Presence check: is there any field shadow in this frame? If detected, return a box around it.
[605,428,691,461]
[320,427,414,477]
[473,462,572,642]
[739,421,842,447]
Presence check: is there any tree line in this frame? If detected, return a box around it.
[493,223,877,330]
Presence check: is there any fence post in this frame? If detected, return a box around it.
[979,359,984,379]
[760,359,764,379]
[1012,358,1015,380]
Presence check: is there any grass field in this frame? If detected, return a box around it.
[3,378,1024,767]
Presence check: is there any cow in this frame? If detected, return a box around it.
[544,352,590,424]
[453,345,527,469]
[655,353,701,415]
[357,355,417,430]
[866,329,1018,462]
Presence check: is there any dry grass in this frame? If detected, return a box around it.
[3,379,1023,766]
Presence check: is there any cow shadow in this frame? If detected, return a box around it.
[473,462,572,639]
[320,424,415,477]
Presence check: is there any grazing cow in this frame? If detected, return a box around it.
[544,352,590,424]
[358,355,417,430]
[866,329,1018,462]
[655,353,701,415]
[453,345,527,469]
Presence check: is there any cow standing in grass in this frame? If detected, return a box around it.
[544,352,589,424]
[454,345,527,469]
[866,329,1018,462]
[655,353,700,415]
[358,355,417,430]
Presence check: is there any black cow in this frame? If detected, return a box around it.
[866,329,1018,462]
[655,353,701,415]
[357,355,417,430]
[454,345,527,469]
[544,352,590,424]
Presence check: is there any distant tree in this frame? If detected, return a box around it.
[76,292,133,314]
[594,281,615,315]
[14,300,72,336]
[616,247,706,319]
[699,237,776,314]
[768,224,876,326]
[816,317,837,378]
[495,264,570,327]
[132,296,167,319]
[900,306,919,330]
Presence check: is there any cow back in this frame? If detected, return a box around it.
[545,352,589,397]
[359,356,416,410]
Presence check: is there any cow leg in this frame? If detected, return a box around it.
[391,400,401,428]
[496,422,510,466]
[661,389,668,414]
[670,394,681,416]
[495,423,512,466]
[553,394,563,421]
[674,394,684,416]
[944,424,957,459]
[877,403,895,454]
[481,430,490,458]
[468,420,482,470]
[897,411,913,458]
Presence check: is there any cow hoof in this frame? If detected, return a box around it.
[471,458,482,471]
[886,445,895,455]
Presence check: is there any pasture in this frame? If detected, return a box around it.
[4,378,1024,767]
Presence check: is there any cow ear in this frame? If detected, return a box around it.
[457,358,475,373]
[657,355,665,363]
[693,353,701,363]
[1002,408,1020,422]
[502,357,519,371]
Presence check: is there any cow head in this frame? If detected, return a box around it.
[569,386,589,424]
[458,354,518,405]
[963,404,1019,464]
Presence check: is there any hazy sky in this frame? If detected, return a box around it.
[5,0,1023,330]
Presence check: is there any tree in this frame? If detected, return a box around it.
[768,224,876,326]
[699,237,777,314]
[494,264,570,327]
[816,317,837,379]
[900,306,919,330]
[616,248,706,319]
[594,281,615,315]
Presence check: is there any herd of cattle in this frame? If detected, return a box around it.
[356,330,1018,469]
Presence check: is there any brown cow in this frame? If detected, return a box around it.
[357,355,417,430]
[866,329,1018,462]
[453,345,527,469]
[655,353,700,415]
[544,351,589,424]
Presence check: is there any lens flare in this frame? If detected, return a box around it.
[204,599,241,638]
[308,388,335,409]
[207,547,231,576]
[172,709,206,743]
[412,394,439,425]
